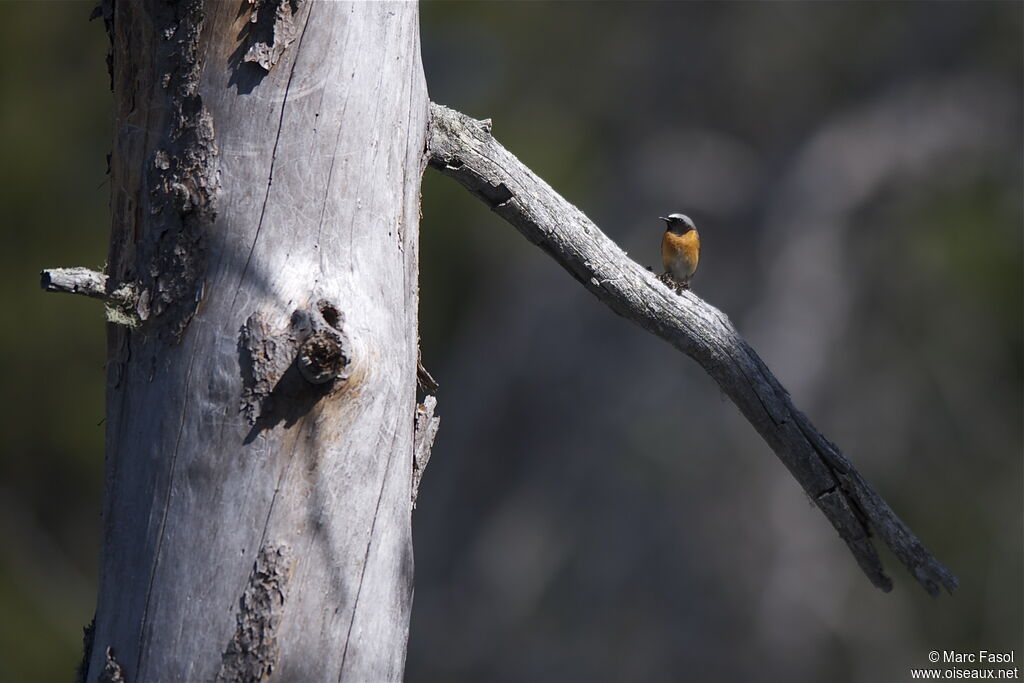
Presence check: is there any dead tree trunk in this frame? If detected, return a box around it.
[78,2,428,680]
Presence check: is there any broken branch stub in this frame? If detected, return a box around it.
[242,0,302,72]
[40,267,108,299]
[294,299,350,385]
[239,298,352,426]
[40,266,148,328]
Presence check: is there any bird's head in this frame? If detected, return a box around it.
[659,213,696,235]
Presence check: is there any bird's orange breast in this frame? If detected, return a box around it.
[662,229,700,281]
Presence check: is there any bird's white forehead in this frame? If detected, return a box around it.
[667,213,694,225]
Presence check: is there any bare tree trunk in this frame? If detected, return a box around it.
[82,1,428,680]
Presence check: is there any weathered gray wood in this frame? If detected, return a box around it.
[40,267,108,299]
[412,395,439,508]
[81,2,429,681]
[426,103,958,597]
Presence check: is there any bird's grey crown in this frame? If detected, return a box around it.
[660,213,695,230]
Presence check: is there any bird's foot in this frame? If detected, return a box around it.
[657,272,689,295]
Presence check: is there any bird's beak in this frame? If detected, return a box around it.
[659,216,669,223]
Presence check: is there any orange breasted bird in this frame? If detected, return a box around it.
[660,213,700,289]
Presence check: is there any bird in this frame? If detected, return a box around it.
[659,213,700,290]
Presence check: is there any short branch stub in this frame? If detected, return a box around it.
[294,299,351,385]
[40,267,108,299]
[298,332,347,385]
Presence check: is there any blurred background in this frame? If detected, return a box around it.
[1,2,1020,682]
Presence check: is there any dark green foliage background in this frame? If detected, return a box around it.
[1,2,1020,682]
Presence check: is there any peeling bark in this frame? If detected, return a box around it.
[98,648,125,683]
[238,311,293,425]
[215,545,292,683]
[141,0,220,342]
[242,0,302,72]
[412,395,440,507]
[101,0,221,345]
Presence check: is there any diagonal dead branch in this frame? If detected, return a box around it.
[425,102,958,596]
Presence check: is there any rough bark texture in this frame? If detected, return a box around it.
[85,2,428,681]
[426,103,958,597]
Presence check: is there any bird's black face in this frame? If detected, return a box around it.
[660,213,696,234]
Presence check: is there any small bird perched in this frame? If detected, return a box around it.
[659,213,700,291]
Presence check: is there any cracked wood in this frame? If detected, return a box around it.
[426,102,957,597]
